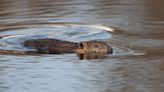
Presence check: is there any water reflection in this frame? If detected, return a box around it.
[78,53,108,60]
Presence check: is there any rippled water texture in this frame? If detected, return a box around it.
[0,0,164,92]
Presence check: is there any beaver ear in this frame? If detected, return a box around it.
[79,42,84,49]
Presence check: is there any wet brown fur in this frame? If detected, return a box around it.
[23,39,113,54]
[23,39,79,54]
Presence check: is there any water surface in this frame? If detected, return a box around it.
[0,0,164,92]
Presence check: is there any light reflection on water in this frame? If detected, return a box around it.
[0,0,164,92]
[0,24,113,52]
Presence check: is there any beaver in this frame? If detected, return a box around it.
[0,38,113,59]
[23,38,113,54]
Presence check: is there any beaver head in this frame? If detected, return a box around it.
[75,40,112,54]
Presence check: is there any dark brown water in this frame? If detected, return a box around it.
[0,0,164,92]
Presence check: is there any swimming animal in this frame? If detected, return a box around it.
[23,39,113,54]
[0,38,113,59]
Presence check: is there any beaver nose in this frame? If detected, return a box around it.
[107,45,113,54]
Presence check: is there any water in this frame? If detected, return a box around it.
[0,0,164,92]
